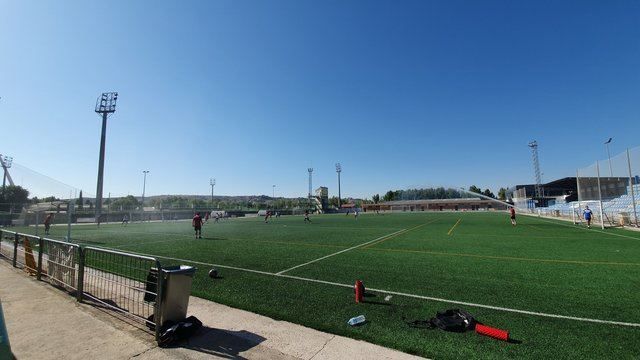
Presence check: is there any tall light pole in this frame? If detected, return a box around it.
[272,184,276,198]
[94,92,118,223]
[141,170,149,221]
[308,168,313,207]
[335,163,342,208]
[605,137,613,177]
[528,141,543,199]
[0,155,13,193]
[210,178,216,209]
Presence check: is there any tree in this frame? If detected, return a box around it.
[468,185,482,194]
[372,194,380,204]
[111,195,140,210]
[482,189,495,198]
[383,191,396,202]
[85,199,93,209]
[42,196,59,203]
[0,185,30,212]
[498,187,507,201]
[76,190,84,208]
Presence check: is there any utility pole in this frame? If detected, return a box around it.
[94,92,118,224]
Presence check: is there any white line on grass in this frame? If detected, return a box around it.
[275,229,407,275]
[523,214,640,241]
[129,251,640,328]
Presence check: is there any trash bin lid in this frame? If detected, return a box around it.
[162,265,197,274]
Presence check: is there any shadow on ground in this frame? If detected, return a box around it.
[174,326,267,359]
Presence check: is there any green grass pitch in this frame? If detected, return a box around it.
[14,212,640,359]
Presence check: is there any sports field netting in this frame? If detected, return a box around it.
[11,211,640,359]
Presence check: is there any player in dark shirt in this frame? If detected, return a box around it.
[509,207,516,226]
[192,212,203,238]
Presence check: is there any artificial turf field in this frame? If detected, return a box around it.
[14,211,640,359]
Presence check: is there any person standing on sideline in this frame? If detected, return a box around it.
[583,206,593,228]
[205,211,210,223]
[44,213,54,235]
[193,212,203,238]
[509,207,517,226]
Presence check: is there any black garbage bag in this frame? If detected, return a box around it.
[158,316,203,346]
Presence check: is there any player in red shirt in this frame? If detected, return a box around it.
[192,212,203,238]
[509,207,517,226]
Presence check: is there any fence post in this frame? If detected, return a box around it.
[37,237,44,281]
[12,233,18,268]
[154,260,163,343]
[76,247,85,302]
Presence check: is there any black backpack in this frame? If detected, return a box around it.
[408,309,476,333]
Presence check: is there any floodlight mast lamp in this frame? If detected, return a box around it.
[94,92,118,223]
[335,163,342,208]
[605,138,613,177]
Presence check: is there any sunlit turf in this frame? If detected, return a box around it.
[12,212,640,359]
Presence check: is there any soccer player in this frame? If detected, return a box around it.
[205,212,210,223]
[304,210,311,223]
[354,210,359,220]
[43,213,53,235]
[193,212,203,238]
[583,206,593,228]
[264,210,271,223]
[122,214,129,226]
[509,207,516,226]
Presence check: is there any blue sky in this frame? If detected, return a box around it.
[1,1,639,199]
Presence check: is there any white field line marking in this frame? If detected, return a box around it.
[447,218,462,235]
[522,214,640,241]
[120,251,640,328]
[275,228,407,275]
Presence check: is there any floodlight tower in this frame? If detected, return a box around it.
[528,140,543,198]
[307,168,313,198]
[141,171,149,220]
[308,168,313,208]
[335,163,342,207]
[94,92,118,222]
[210,178,216,208]
[0,155,13,192]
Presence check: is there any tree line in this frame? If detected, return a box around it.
[371,185,509,203]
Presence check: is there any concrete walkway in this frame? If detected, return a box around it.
[0,262,424,360]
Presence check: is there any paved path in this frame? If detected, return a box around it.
[0,261,424,359]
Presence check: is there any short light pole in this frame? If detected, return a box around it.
[335,163,342,208]
[210,178,216,209]
[141,170,149,221]
[605,137,613,177]
[94,92,118,224]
